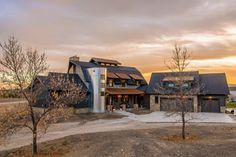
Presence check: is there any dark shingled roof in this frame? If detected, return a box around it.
[147,71,229,95]
[35,72,88,91]
[107,66,147,84]
[200,73,229,95]
[146,71,199,94]
[70,60,147,85]
[35,75,47,85]
[70,60,97,68]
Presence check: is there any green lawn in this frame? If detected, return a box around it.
[226,103,236,108]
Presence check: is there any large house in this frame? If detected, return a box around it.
[67,56,148,112]
[35,56,229,113]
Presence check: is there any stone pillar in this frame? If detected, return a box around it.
[193,96,198,112]
[220,106,225,113]
[150,95,160,111]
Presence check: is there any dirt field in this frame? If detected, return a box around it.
[1,124,236,157]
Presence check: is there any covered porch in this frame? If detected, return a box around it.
[106,88,144,110]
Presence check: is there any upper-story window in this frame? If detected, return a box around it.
[164,82,175,88]
[168,83,175,87]
[108,79,113,87]
[121,80,126,87]
[100,83,106,88]
[182,82,189,88]
[100,74,105,81]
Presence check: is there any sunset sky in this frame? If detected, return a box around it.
[1,0,236,84]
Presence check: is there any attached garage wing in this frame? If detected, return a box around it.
[160,98,194,112]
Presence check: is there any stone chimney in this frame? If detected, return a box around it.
[69,55,80,62]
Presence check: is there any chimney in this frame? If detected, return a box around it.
[69,55,80,62]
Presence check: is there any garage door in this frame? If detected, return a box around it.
[201,99,220,113]
[160,98,193,112]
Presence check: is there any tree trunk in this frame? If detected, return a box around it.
[182,111,186,140]
[32,129,38,155]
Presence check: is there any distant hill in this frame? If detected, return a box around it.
[228,84,236,88]
[229,87,236,91]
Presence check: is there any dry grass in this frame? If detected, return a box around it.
[160,134,199,141]
[1,124,236,157]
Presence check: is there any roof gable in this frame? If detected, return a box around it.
[200,73,229,95]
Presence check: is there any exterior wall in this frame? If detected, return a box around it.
[143,95,150,109]
[87,67,107,113]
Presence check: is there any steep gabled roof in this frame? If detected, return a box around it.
[200,73,229,95]
[147,71,229,96]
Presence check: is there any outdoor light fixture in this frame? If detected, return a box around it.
[208,96,213,100]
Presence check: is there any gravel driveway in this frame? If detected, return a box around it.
[117,110,236,123]
[0,111,235,152]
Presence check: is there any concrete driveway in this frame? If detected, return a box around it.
[115,110,236,123]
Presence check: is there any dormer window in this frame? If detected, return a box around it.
[182,82,189,88]
[167,83,175,88]
[163,81,175,88]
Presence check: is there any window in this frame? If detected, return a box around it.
[100,91,105,96]
[108,79,113,87]
[163,82,175,88]
[100,74,105,80]
[182,83,189,88]
[100,83,106,88]
[155,96,159,104]
[136,80,140,86]
[121,80,126,87]
[167,83,175,87]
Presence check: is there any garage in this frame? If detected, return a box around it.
[160,98,193,112]
[201,98,220,113]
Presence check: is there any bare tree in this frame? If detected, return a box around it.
[0,37,86,155]
[160,43,201,140]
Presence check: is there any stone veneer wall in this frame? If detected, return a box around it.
[150,95,160,111]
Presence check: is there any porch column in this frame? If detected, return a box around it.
[150,95,160,111]
[193,96,198,112]
[109,96,112,105]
